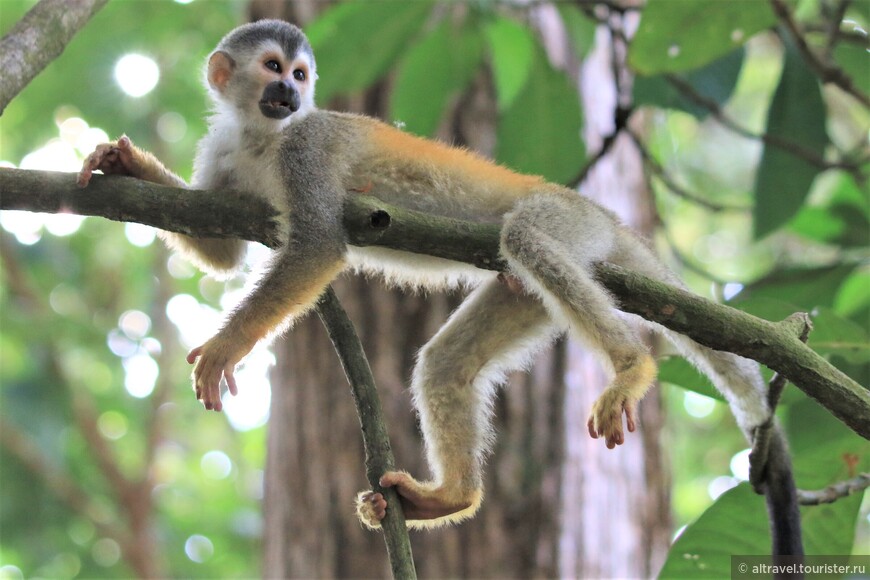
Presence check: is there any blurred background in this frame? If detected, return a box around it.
[0,0,867,577]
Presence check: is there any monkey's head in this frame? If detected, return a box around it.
[206,20,317,128]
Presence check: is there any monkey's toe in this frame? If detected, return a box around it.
[356,491,388,529]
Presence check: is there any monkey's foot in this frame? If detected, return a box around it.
[356,471,483,530]
[77,136,139,187]
[587,354,657,448]
[186,333,253,412]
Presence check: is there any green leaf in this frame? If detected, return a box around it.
[659,485,771,579]
[834,269,870,318]
[495,52,585,183]
[485,16,537,112]
[307,1,433,104]
[807,306,870,365]
[833,42,870,96]
[391,20,484,136]
[787,396,870,488]
[556,4,597,62]
[753,38,829,238]
[660,484,863,578]
[659,357,723,402]
[787,206,846,242]
[634,48,745,118]
[801,492,863,555]
[736,266,854,311]
[629,0,776,74]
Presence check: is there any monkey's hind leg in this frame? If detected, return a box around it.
[501,193,657,448]
[356,279,555,529]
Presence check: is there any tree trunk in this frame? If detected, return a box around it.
[558,16,671,578]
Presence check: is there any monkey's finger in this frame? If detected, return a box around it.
[78,147,119,186]
[367,494,387,520]
[224,365,238,396]
[379,471,408,488]
[203,380,218,411]
[379,472,421,499]
[76,168,92,187]
[77,150,106,186]
[587,416,599,439]
[186,346,204,364]
[203,369,221,411]
[625,405,637,433]
[115,136,141,173]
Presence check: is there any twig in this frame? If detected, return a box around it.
[771,0,870,109]
[663,74,860,178]
[315,287,417,580]
[804,24,870,48]
[797,473,870,505]
[628,130,750,212]
[568,128,622,188]
[822,0,852,58]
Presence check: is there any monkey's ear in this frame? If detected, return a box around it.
[207,51,235,93]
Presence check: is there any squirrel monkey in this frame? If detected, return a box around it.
[77,20,801,553]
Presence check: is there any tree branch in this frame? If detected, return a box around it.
[1,167,868,439]
[0,0,109,114]
[663,74,864,181]
[797,472,870,506]
[771,0,870,109]
[315,288,417,580]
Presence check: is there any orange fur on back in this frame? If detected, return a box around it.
[369,121,544,200]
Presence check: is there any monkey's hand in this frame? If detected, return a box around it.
[78,135,182,188]
[356,471,483,530]
[186,333,253,412]
[587,354,657,449]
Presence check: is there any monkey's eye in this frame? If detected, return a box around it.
[293,69,306,82]
[264,60,282,73]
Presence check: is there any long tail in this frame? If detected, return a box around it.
[660,330,804,556]
[611,236,803,556]
[764,427,804,556]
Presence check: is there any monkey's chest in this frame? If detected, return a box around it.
[216,148,290,217]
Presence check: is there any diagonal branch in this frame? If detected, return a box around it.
[0,0,109,114]
[771,0,870,109]
[1,167,868,439]
[663,73,863,180]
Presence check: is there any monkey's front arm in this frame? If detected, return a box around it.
[188,240,347,411]
[79,137,347,411]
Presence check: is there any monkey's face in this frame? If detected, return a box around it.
[254,46,315,120]
[207,41,317,127]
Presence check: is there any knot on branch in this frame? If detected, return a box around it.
[369,209,391,229]
[779,312,813,342]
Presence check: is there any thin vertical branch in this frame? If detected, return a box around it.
[315,287,417,580]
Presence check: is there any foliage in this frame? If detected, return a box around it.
[0,0,867,577]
